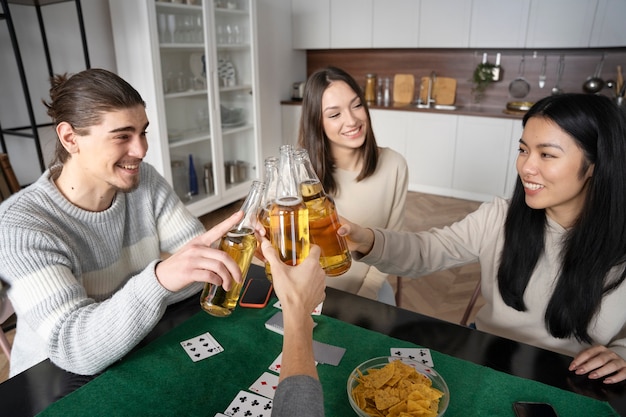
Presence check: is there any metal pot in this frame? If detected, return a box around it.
[224,160,248,184]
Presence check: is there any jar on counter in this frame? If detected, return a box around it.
[365,73,377,102]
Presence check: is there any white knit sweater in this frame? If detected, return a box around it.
[0,163,204,377]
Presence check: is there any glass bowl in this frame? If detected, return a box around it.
[347,356,450,417]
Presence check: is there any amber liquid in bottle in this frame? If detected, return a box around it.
[200,227,256,317]
[300,180,351,276]
[269,196,310,266]
[258,203,273,281]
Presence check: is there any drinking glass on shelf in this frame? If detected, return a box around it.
[216,24,225,44]
[194,15,203,43]
[158,13,168,43]
[167,14,176,43]
[233,24,242,44]
[226,24,234,44]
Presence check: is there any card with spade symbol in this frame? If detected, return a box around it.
[180,332,224,362]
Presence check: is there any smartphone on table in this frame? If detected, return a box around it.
[513,402,559,417]
[239,278,273,308]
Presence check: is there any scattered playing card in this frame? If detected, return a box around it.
[265,311,318,336]
[273,300,323,315]
[313,340,346,366]
[213,414,228,417]
[268,352,283,374]
[223,390,273,417]
[269,352,317,374]
[390,347,434,367]
[180,332,224,362]
[249,372,280,399]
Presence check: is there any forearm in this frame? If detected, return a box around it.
[279,311,318,382]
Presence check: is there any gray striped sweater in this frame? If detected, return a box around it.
[0,163,204,377]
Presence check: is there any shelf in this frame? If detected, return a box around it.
[169,134,211,149]
[0,0,90,173]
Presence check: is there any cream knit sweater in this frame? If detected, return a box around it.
[358,197,626,360]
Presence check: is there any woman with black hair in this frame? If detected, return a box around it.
[338,93,626,384]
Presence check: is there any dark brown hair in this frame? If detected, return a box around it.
[43,68,145,166]
[297,66,378,195]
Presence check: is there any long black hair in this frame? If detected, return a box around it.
[498,93,626,343]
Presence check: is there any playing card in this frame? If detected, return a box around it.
[223,390,273,417]
[213,414,228,417]
[390,347,434,367]
[269,352,317,374]
[312,340,345,366]
[180,332,224,362]
[268,352,283,373]
[249,372,279,399]
[273,300,323,315]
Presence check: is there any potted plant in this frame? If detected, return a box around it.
[471,61,496,103]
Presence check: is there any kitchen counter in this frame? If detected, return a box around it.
[281,99,525,120]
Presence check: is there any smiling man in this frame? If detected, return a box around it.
[0,69,244,377]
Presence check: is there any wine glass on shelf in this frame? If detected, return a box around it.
[167,14,176,43]
[158,13,168,43]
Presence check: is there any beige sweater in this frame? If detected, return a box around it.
[357,197,626,360]
[329,147,408,299]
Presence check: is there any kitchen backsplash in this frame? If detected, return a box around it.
[306,48,626,110]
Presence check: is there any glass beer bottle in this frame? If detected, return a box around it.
[269,145,310,266]
[259,156,279,281]
[294,148,351,276]
[200,180,265,317]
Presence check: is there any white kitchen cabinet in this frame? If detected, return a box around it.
[372,0,419,48]
[369,109,408,156]
[525,0,598,48]
[281,104,301,146]
[469,0,531,48]
[504,120,524,198]
[109,0,262,217]
[590,0,626,47]
[418,0,471,47]
[291,0,330,49]
[405,112,458,193]
[453,116,514,201]
[330,0,373,48]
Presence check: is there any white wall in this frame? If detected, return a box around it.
[0,0,116,185]
[255,0,305,160]
[0,0,304,187]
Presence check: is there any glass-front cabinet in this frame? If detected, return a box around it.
[109,0,261,217]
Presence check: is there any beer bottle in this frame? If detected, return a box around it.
[259,156,279,281]
[200,180,266,317]
[269,144,310,266]
[293,148,351,276]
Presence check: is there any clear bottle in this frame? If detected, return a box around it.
[293,148,351,277]
[200,180,266,317]
[269,145,310,267]
[259,156,279,281]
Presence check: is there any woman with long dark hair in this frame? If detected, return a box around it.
[339,93,626,384]
[298,66,408,305]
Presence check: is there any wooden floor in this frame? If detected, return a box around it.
[0,191,483,383]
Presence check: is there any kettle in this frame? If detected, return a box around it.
[292,82,305,100]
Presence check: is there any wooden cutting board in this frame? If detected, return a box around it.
[418,76,457,106]
[434,77,457,106]
[393,74,415,104]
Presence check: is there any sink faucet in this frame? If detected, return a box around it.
[426,71,437,108]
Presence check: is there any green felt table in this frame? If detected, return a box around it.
[36,299,618,417]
